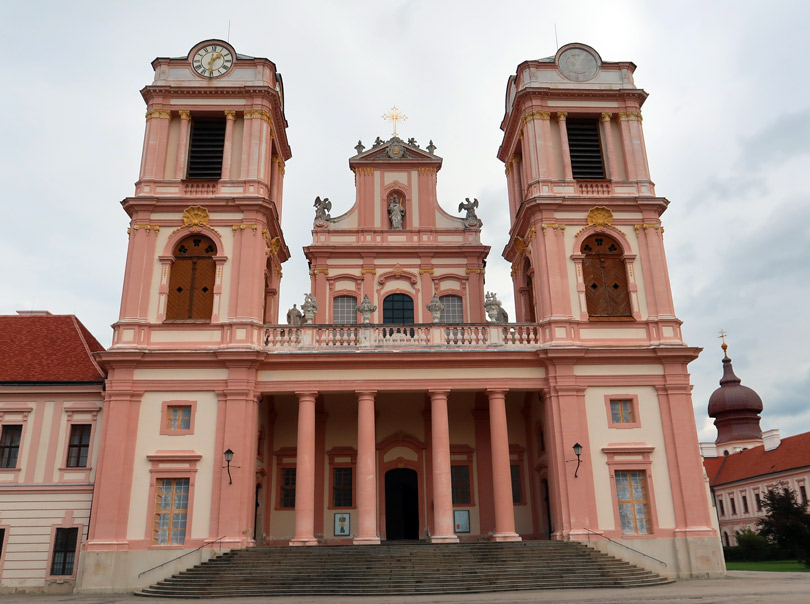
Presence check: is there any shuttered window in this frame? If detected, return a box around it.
[187,119,226,179]
[166,235,217,321]
[581,234,632,319]
[567,119,605,180]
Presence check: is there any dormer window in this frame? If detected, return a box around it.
[187,118,226,179]
[567,119,605,179]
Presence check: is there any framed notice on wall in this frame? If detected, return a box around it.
[454,510,470,533]
[334,513,350,536]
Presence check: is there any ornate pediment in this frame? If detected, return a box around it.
[350,136,441,163]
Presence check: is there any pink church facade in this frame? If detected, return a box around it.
[2,40,726,593]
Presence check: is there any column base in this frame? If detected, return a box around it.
[429,534,459,544]
[289,537,319,546]
[352,536,381,545]
[490,532,522,542]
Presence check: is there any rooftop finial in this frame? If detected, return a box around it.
[718,329,728,357]
[382,105,407,138]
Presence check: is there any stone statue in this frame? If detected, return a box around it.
[484,291,509,324]
[313,196,332,222]
[373,136,384,147]
[458,197,483,229]
[426,294,445,323]
[388,194,405,230]
[407,137,418,147]
[356,295,377,324]
[286,304,303,326]
[301,293,318,323]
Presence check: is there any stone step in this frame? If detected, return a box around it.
[135,541,671,598]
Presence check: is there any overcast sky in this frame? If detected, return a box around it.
[2,1,808,443]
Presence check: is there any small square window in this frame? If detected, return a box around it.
[610,400,634,424]
[167,406,191,431]
[605,396,640,428]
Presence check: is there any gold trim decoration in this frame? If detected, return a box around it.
[465,268,484,275]
[232,223,258,234]
[224,110,236,120]
[179,110,191,120]
[513,236,527,255]
[244,109,273,125]
[129,224,160,235]
[521,110,551,125]
[268,236,281,256]
[171,205,221,236]
[541,223,566,232]
[634,223,662,234]
[361,268,377,275]
[600,112,612,122]
[274,264,283,278]
[418,167,438,174]
[525,226,536,243]
[511,263,519,277]
[310,268,329,276]
[587,206,613,227]
[418,267,434,275]
[618,111,642,121]
[556,111,568,122]
[145,109,171,120]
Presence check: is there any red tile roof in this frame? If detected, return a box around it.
[0,315,105,383]
[703,432,810,486]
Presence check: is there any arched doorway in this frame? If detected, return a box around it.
[385,468,419,540]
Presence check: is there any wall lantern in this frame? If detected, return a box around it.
[224,448,235,485]
[572,443,583,478]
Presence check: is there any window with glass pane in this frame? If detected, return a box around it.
[66,424,91,468]
[610,400,634,424]
[439,295,463,323]
[333,296,358,325]
[167,406,192,431]
[510,464,522,504]
[50,527,78,575]
[153,478,189,545]
[280,468,296,508]
[451,465,471,505]
[333,467,353,507]
[0,425,22,468]
[382,293,414,324]
[615,470,651,535]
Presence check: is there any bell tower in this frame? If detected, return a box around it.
[113,39,291,350]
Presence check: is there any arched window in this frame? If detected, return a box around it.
[581,233,632,319]
[439,295,463,323]
[166,235,216,320]
[382,293,414,324]
[333,295,357,325]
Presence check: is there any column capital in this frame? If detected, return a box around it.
[224,109,236,120]
[295,391,318,402]
[486,388,508,398]
[428,389,450,398]
[178,109,191,120]
[600,112,612,122]
[355,390,377,399]
[556,111,568,121]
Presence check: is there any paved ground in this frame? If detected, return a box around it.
[1,572,808,603]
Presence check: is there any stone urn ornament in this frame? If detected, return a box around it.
[301,293,318,323]
[356,295,377,324]
[484,291,509,323]
[426,294,445,323]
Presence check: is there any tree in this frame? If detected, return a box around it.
[757,484,810,567]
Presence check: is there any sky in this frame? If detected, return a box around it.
[1,1,808,443]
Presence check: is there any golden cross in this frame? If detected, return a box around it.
[382,106,407,137]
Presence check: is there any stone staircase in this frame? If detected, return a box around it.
[136,540,672,598]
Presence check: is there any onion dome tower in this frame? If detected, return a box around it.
[708,341,764,453]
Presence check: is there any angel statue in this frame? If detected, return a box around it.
[313,196,332,222]
[458,197,483,228]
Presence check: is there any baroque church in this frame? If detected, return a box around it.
[0,40,725,592]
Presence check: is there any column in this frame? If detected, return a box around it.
[429,390,458,543]
[557,112,573,181]
[174,110,191,179]
[291,391,318,545]
[354,391,380,544]
[600,113,618,180]
[487,389,521,541]
[221,110,236,180]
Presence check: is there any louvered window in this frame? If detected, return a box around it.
[187,118,226,179]
[581,234,632,319]
[166,235,217,321]
[567,119,605,180]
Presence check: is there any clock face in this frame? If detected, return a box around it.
[192,45,233,78]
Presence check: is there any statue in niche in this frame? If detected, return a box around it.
[286,304,303,326]
[426,294,445,323]
[301,293,318,323]
[388,193,405,230]
[484,292,509,324]
[356,295,377,324]
[313,196,332,222]
[458,197,483,229]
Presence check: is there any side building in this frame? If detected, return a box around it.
[702,343,810,546]
[0,312,105,593]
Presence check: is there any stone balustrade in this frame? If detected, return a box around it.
[262,323,540,351]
